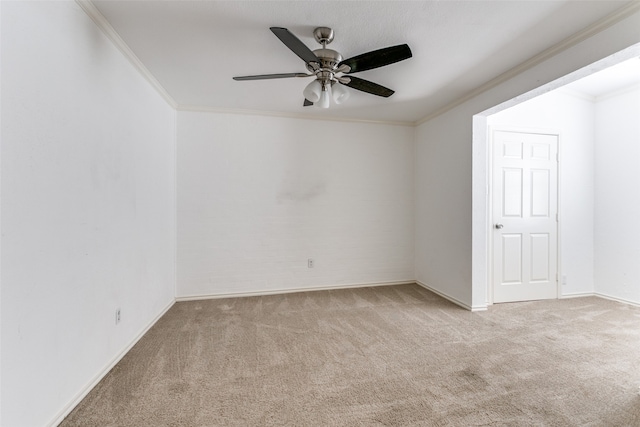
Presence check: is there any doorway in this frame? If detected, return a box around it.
[491,129,559,303]
[473,44,640,309]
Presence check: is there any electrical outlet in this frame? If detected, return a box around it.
[115,308,121,325]
[562,275,567,286]
[308,258,314,268]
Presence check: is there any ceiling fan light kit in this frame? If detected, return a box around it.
[332,82,349,105]
[317,84,331,109]
[303,79,322,103]
[233,26,412,109]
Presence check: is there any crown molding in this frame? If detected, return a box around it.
[557,81,640,103]
[77,0,638,128]
[76,0,407,127]
[595,81,640,101]
[177,104,414,127]
[75,0,178,108]
[415,1,640,126]
[555,87,597,102]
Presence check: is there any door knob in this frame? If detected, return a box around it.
[495,223,504,229]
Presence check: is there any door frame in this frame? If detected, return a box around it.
[487,126,562,305]
[471,44,640,310]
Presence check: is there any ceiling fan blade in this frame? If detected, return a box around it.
[270,27,320,66]
[233,73,311,81]
[341,76,395,97]
[303,99,313,107]
[339,44,412,74]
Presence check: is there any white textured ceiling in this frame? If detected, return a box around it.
[91,0,633,123]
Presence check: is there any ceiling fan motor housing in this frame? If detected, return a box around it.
[307,48,343,72]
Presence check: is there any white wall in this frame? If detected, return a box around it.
[0,1,3,423]
[417,7,640,309]
[487,90,596,297]
[0,3,637,425]
[1,2,176,426]
[177,112,414,298]
[415,107,473,307]
[594,86,640,304]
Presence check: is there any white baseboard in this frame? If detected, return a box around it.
[560,292,595,299]
[560,291,640,308]
[594,292,640,308]
[48,299,175,427]
[415,280,487,311]
[176,280,416,302]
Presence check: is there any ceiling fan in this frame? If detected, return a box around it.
[233,27,412,108]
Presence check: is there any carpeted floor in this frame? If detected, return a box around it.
[61,284,640,426]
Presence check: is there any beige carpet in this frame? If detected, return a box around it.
[61,284,640,426]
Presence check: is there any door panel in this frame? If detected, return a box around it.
[502,234,522,283]
[531,170,550,216]
[503,169,523,217]
[493,130,558,303]
[530,233,550,282]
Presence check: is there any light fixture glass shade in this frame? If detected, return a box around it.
[316,84,331,108]
[332,83,350,104]
[303,80,322,103]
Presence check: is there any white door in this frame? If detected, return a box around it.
[492,130,558,303]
